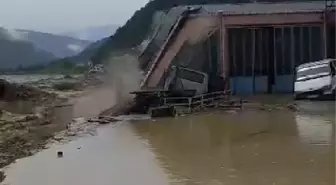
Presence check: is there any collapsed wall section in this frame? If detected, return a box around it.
[146,16,220,88]
[138,7,189,71]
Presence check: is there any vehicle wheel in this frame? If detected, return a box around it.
[332,89,336,96]
[332,90,336,100]
[294,93,302,100]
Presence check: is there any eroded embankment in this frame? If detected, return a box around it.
[0,79,72,169]
[0,72,130,183]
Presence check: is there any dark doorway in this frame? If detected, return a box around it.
[252,27,275,94]
[227,25,324,95]
[265,27,275,93]
[327,25,336,59]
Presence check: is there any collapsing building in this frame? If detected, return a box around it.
[139,1,336,95]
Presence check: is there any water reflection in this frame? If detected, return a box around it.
[133,110,335,185]
[2,124,170,185]
[2,104,335,185]
[295,113,334,146]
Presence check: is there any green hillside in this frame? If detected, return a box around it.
[0,30,56,69]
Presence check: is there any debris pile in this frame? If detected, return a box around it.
[52,82,82,91]
[0,79,57,104]
[244,101,300,112]
[0,171,5,182]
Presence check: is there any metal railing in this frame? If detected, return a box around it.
[163,90,231,108]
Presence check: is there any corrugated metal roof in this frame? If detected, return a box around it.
[181,1,327,15]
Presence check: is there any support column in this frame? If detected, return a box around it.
[299,27,304,64]
[242,30,246,77]
[273,28,277,93]
[219,12,229,91]
[252,29,256,93]
[258,29,263,77]
[232,30,237,94]
[207,36,212,72]
[290,27,295,92]
[308,26,313,60]
[323,11,328,58]
[281,28,285,75]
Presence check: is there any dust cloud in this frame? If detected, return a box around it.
[103,54,143,106]
[69,53,143,118]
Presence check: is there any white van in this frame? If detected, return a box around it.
[294,59,336,100]
[164,66,209,95]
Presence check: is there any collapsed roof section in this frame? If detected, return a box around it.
[144,16,220,88]
[138,6,202,71]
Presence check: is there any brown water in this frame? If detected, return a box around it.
[70,87,116,119]
[2,102,335,185]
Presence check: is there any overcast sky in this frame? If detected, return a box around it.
[0,0,149,33]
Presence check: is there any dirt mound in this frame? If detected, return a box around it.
[0,79,57,104]
[0,80,70,182]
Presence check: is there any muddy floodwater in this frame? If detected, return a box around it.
[2,101,335,185]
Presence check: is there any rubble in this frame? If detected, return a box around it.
[57,151,63,158]
[150,106,176,117]
[63,74,73,79]
[286,103,299,111]
[0,73,111,181]
[244,101,300,112]
[0,79,57,104]
[52,82,82,91]
[0,171,5,183]
[99,99,136,117]
[87,118,110,124]
[87,115,122,124]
